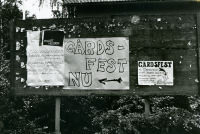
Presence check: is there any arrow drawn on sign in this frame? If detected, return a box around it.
[98,77,123,85]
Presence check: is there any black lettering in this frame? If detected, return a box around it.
[107,58,116,73]
[160,62,164,67]
[85,58,96,70]
[147,62,151,67]
[97,40,105,55]
[85,41,95,55]
[69,72,80,87]
[168,62,172,67]
[118,58,127,73]
[143,62,146,67]
[157,62,161,67]
[81,72,92,87]
[139,62,142,67]
[97,58,107,72]
[65,41,75,53]
[164,62,168,67]
[75,39,84,55]
[105,40,114,55]
[154,62,158,67]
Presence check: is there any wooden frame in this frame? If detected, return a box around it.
[196,12,200,95]
[10,14,199,96]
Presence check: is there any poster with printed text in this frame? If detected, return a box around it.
[138,61,173,85]
[63,37,129,89]
[26,31,64,86]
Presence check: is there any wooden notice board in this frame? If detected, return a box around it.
[10,14,200,96]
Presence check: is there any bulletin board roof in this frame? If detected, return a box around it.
[63,0,198,4]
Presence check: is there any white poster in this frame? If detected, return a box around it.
[26,31,64,86]
[26,34,129,89]
[138,61,173,85]
[63,37,129,89]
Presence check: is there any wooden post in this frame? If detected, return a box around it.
[145,97,150,134]
[55,97,61,134]
[196,12,200,95]
[9,20,15,91]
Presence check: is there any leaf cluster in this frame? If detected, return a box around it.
[92,96,200,134]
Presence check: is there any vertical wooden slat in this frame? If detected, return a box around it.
[145,98,150,119]
[145,97,150,134]
[196,12,200,95]
[10,19,15,91]
[55,97,61,134]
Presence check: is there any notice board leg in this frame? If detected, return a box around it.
[55,97,61,134]
[145,97,150,134]
[197,12,200,95]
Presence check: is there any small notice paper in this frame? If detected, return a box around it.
[138,61,173,85]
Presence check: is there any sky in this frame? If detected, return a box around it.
[23,0,55,19]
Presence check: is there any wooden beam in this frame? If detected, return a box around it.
[145,97,150,134]
[145,98,150,119]
[196,12,200,95]
[10,20,15,92]
[55,97,61,134]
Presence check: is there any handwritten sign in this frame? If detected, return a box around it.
[63,37,129,89]
[138,61,173,85]
[26,33,129,89]
[26,31,64,86]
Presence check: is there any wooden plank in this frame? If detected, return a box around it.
[196,12,200,95]
[145,97,150,134]
[13,85,198,96]
[10,20,15,91]
[55,97,61,134]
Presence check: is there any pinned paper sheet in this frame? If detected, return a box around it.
[26,31,64,86]
[26,33,129,89]
[138,61,173,85]
[63,37,129,89]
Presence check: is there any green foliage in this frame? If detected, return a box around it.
[0,1,42,134]
[92,96,200,134]
[58,96,119,133]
